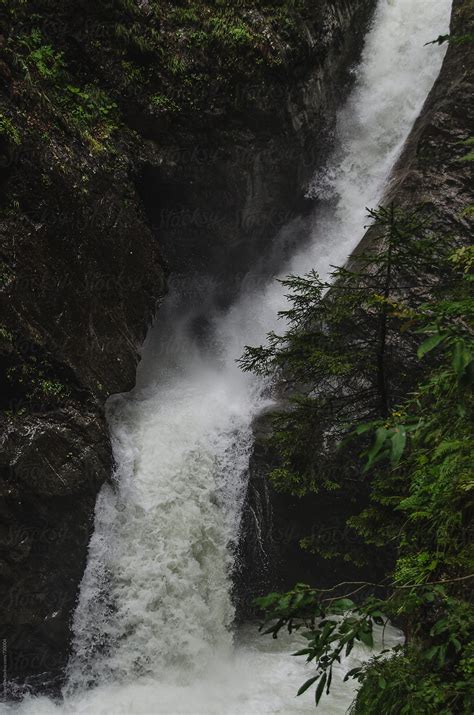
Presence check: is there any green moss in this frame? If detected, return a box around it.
[149,93,180,114]
[60,84,118,139]
[7,27,118,149]
[0,113,21,145]
[5,355,71,408]
[209,16,255,46]
[170,7,200,24]
[2,0,323,140]
[0,260,14,288]
[39,378,69,399]
[0,325,13,342]
[114,22,161,55]
[18,28,64,80]
[188,30,210,47]
[120,60,145,86]
[166,55,187,76]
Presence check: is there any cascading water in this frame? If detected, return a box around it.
[3,1,450,713]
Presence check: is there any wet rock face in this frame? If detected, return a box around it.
[354,0,473,257]
[0,98,167,690]
[384,0,473,237]
[236,413,384,618]
[0,408,110,694]
[0,0,375,691]
[135,1,376,306]
[240,0,472,615]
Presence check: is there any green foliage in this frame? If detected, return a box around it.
[350,644,474,714]
[11,27,118,147]
[0,325,13,342]
[0,113,21,145]
[0,260,13,288]
[244,208,473,709]
[59,84,118,141]
[114,22,160,55]
[18,29,64,80]
[170,7,200,25]
[458,136,474,162]
[426,33,474,46]
[1,0,322,157]
[208,16,255,46]
[38,378,69,399]
[5,356,71,409]
[256,584,387,706]
[149,93,179,114]
[240,207,457,516]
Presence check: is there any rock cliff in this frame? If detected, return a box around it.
[0,0,375,691]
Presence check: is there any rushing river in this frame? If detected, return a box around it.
[3,0,450,713]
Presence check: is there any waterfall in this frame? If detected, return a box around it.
[3,1,450,713]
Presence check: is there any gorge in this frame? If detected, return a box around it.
[1,0,472,713]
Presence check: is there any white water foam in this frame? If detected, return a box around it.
[2,1,450,712]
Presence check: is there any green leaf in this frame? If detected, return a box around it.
[292,648,312,657]
[417,332,445,358]
[452,342,472,377]
[354,422,378,435]
[425,646,440,661]
[344,667,362,682]
[315,672,327,705]
[326,666,333,694]
[363,447,390,474]
[425,33,450,46]
[437,644,447,667]
[358,628,374,648]
[364,427,389,470]
[368,609,384,619]
[450,637,462,653]
[430,618,449,636]
[390,426,407,463]
[331,598,356,612]
[297,675,319,696]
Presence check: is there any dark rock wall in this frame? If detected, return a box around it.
[135,1,377,305]
[0,0,376,691]
[237,412,379,618]
[354,0,473,257]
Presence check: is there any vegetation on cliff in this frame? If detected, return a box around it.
[1,0,377,688]
[241,205,474,712]
[0,0,365,410]
[0,0,340,151]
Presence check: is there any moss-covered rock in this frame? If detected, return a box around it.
[0,0,375,691]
